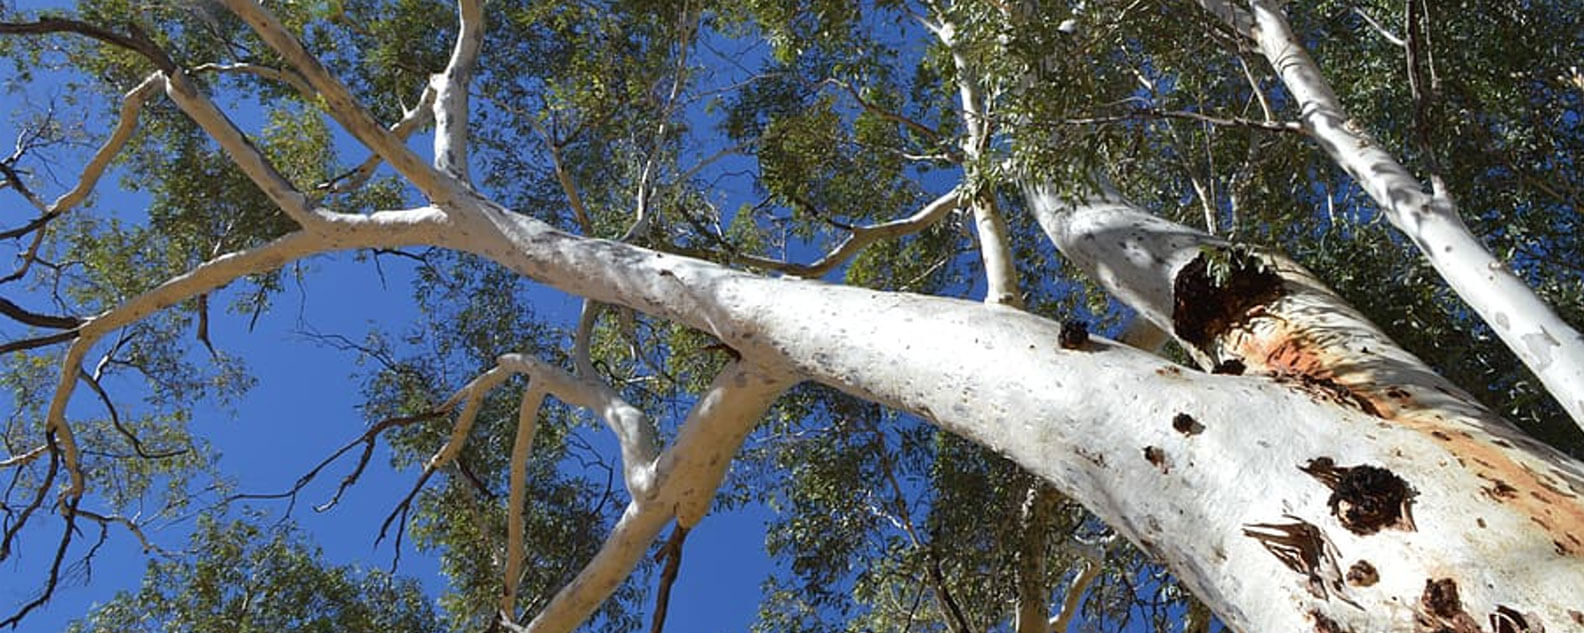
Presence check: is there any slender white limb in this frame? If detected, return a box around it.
[427,366,513,471]
[1199,0,1584,429]
[216,0,462,203]
[190,62,314,96]
[520,361,794,633]
[731,188,963,277]
[0,445,47,469]
[502,383,547,618]
[44,74,162,217]
[324,85,437,194]
[1046,546,1103,633]
[431,0,483,184]
[42,207,449,498]
[497,354,657,498]
[162,69,313,224]
[935,15,1022,307]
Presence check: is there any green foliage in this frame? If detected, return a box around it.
[67,515,443,633]
[3,0,1583,631]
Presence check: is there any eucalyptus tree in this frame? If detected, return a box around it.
[1,0,1582,632]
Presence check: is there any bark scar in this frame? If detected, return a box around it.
[1242,515,1358,607]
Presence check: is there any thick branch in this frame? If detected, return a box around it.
[432,0,483,183]
[1204,0,1584,429]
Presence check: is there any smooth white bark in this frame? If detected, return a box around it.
[1201,0,1584,430]
[420,196,1584,633]
[1027,187,1584,631]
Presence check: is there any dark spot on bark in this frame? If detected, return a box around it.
[1431,430,1453,441]
[1078,447,1107,468]
[1418,578,1483,633]
[1143,446,1168,473]
[1477,517,1487,528]
[1492,438,1513,448]
[1301,458,1416,534]
[1568,610,1583,626]
[1386,387,1411,400]
[1345,560,1378,587]
[1156,365,1183,376]
[1211,358,1246,375]
[1490,605,1542,633]
[1271,372,1384,417]
[1311,610,1353,633]
[1422,579,1459,616]
[1483,480,1519,501]
[1171,245,1283,349]
[1243,516,1355,605]
[1059,319,1090,349]
[1172,412,1204,436]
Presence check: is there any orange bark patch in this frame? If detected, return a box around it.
[1228,320,1584,556]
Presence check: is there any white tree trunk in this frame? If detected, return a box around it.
[17,4,1584,631]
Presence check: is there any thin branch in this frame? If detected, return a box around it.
[226,409,445,512]
[1351,6,1405,47]
[190,61,314,96]
[0,297,80,329]
[647,524,690,633]
[77,368,187,459]
[0,73,161,244]
[0,444,46,468]
[0,18,176,72]
[0,329,78,355]
[0,435,56,563]
[732,188,962,277]
[1060,108,1302,134]
[318,85,437,194]
[217,0,460,203]
[502,383,546,619]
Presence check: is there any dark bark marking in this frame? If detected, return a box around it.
[1171,245,1283,349]
[1482,479,1519,501]
[1490,605,1543,633]
[1345,560,1378,587]
[1416,578,1482,633]
[1058,319,1089,349]
[1568,610,1582,626]
[1172,412,1204,436]
[1211,358,1246,375]
[1273,372,1385,418]
[1301,458,1416,534]
[1143,446,1168,473]
[1242,516,1356,606]
[1311,610,1354,633]
[1156,364,1183,376]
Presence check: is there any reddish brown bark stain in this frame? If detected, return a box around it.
[1227,319,1584,556]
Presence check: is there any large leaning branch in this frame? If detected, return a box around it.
[425,194,1584,633]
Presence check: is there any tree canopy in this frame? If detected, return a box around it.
[1,0,1581,631]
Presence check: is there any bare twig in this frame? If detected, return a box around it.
[648,524,690,633]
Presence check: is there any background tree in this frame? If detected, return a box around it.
[0,0,1581,632]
